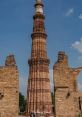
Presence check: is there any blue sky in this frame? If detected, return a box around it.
[0,0,82,95]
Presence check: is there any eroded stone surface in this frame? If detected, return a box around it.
[0,55,19,117]
[27,0,53,116]
[53,51,82,117]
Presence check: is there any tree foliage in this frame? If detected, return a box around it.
[19,92,26,113]
[78,114,82,117]
[51,92,55,105]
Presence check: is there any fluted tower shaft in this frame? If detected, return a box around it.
[27,0,53,116]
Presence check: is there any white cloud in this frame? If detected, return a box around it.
[49,69,54,92]
[72,37,82,53]
[78,56,82,60]
[78,83,82,91]
[65,8,74,16]
[19,76,27,96]
[79,14,82,19]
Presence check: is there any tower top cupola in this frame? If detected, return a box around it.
[35,0,44,14]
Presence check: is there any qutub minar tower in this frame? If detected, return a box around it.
[27,0,53,116]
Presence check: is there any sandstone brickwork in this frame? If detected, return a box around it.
[0,55,19,117]
[53,51,82,117]
[27,0,53,116]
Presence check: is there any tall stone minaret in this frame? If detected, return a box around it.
[27,0,53,116]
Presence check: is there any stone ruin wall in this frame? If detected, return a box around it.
[0,55,19,117]
[53,51,82,117]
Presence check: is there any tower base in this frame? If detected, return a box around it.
[27,112,54,117]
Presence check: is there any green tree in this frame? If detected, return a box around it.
[51,92,55,113]
[78,114,82,117]
[19,92,26,114]
[51,92,55,105]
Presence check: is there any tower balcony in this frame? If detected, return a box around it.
[31,32,47,39]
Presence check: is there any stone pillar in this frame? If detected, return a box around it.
[27,0,53,116]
